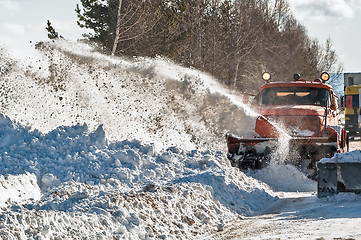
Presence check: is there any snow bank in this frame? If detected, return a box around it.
[248,162,316,192]
[0,111,277,239]
[319,150,361,164]
[0,173,40,207]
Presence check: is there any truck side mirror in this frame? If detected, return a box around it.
[252,93,260,106]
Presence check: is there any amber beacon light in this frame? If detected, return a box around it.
[262,72,271,82]
[320,72,330,82]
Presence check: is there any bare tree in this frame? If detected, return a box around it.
[111,0,123,55]
[111,0,160,55]
[317,38,343,74]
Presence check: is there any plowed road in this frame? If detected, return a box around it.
[203,140,361,240]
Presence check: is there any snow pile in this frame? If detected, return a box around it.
[0,112,276,239]
[0,40,281,239]
[319,150,361,163]
[0,173,40,208]
[248,162,316,192]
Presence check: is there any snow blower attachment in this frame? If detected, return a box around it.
[226,115,287,169]
[227,72,349,174]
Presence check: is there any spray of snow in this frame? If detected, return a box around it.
[274,135,291,164]
[1,41,259,153]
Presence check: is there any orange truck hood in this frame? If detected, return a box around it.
[258,105,326,137]
[259,105,325,116]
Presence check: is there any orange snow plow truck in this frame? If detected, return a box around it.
[226,72,348,174]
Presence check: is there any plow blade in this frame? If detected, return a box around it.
[227,134,336,155]
[226,133,337,171]
[318,160,361,197]
[289,137,338,145]
[226,134,278,154]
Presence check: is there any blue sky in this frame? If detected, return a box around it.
[0,0,360,72]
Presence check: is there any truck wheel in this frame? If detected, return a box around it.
[261,146,272,167]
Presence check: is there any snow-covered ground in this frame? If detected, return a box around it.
[206,190,361,240]
[0,41,361,239]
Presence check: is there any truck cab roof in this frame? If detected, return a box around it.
[260,80,333,91]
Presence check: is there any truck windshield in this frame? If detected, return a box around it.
[260,87,331,106]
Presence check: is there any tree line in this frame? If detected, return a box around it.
[72,0,341,94]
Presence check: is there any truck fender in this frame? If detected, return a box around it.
[327,125,348,151]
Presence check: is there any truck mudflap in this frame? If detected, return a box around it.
[318,160,361,197]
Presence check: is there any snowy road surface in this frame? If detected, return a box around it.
[206,140,361,240]
[205,191,361,239]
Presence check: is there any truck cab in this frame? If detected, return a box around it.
[257,74,340,138]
